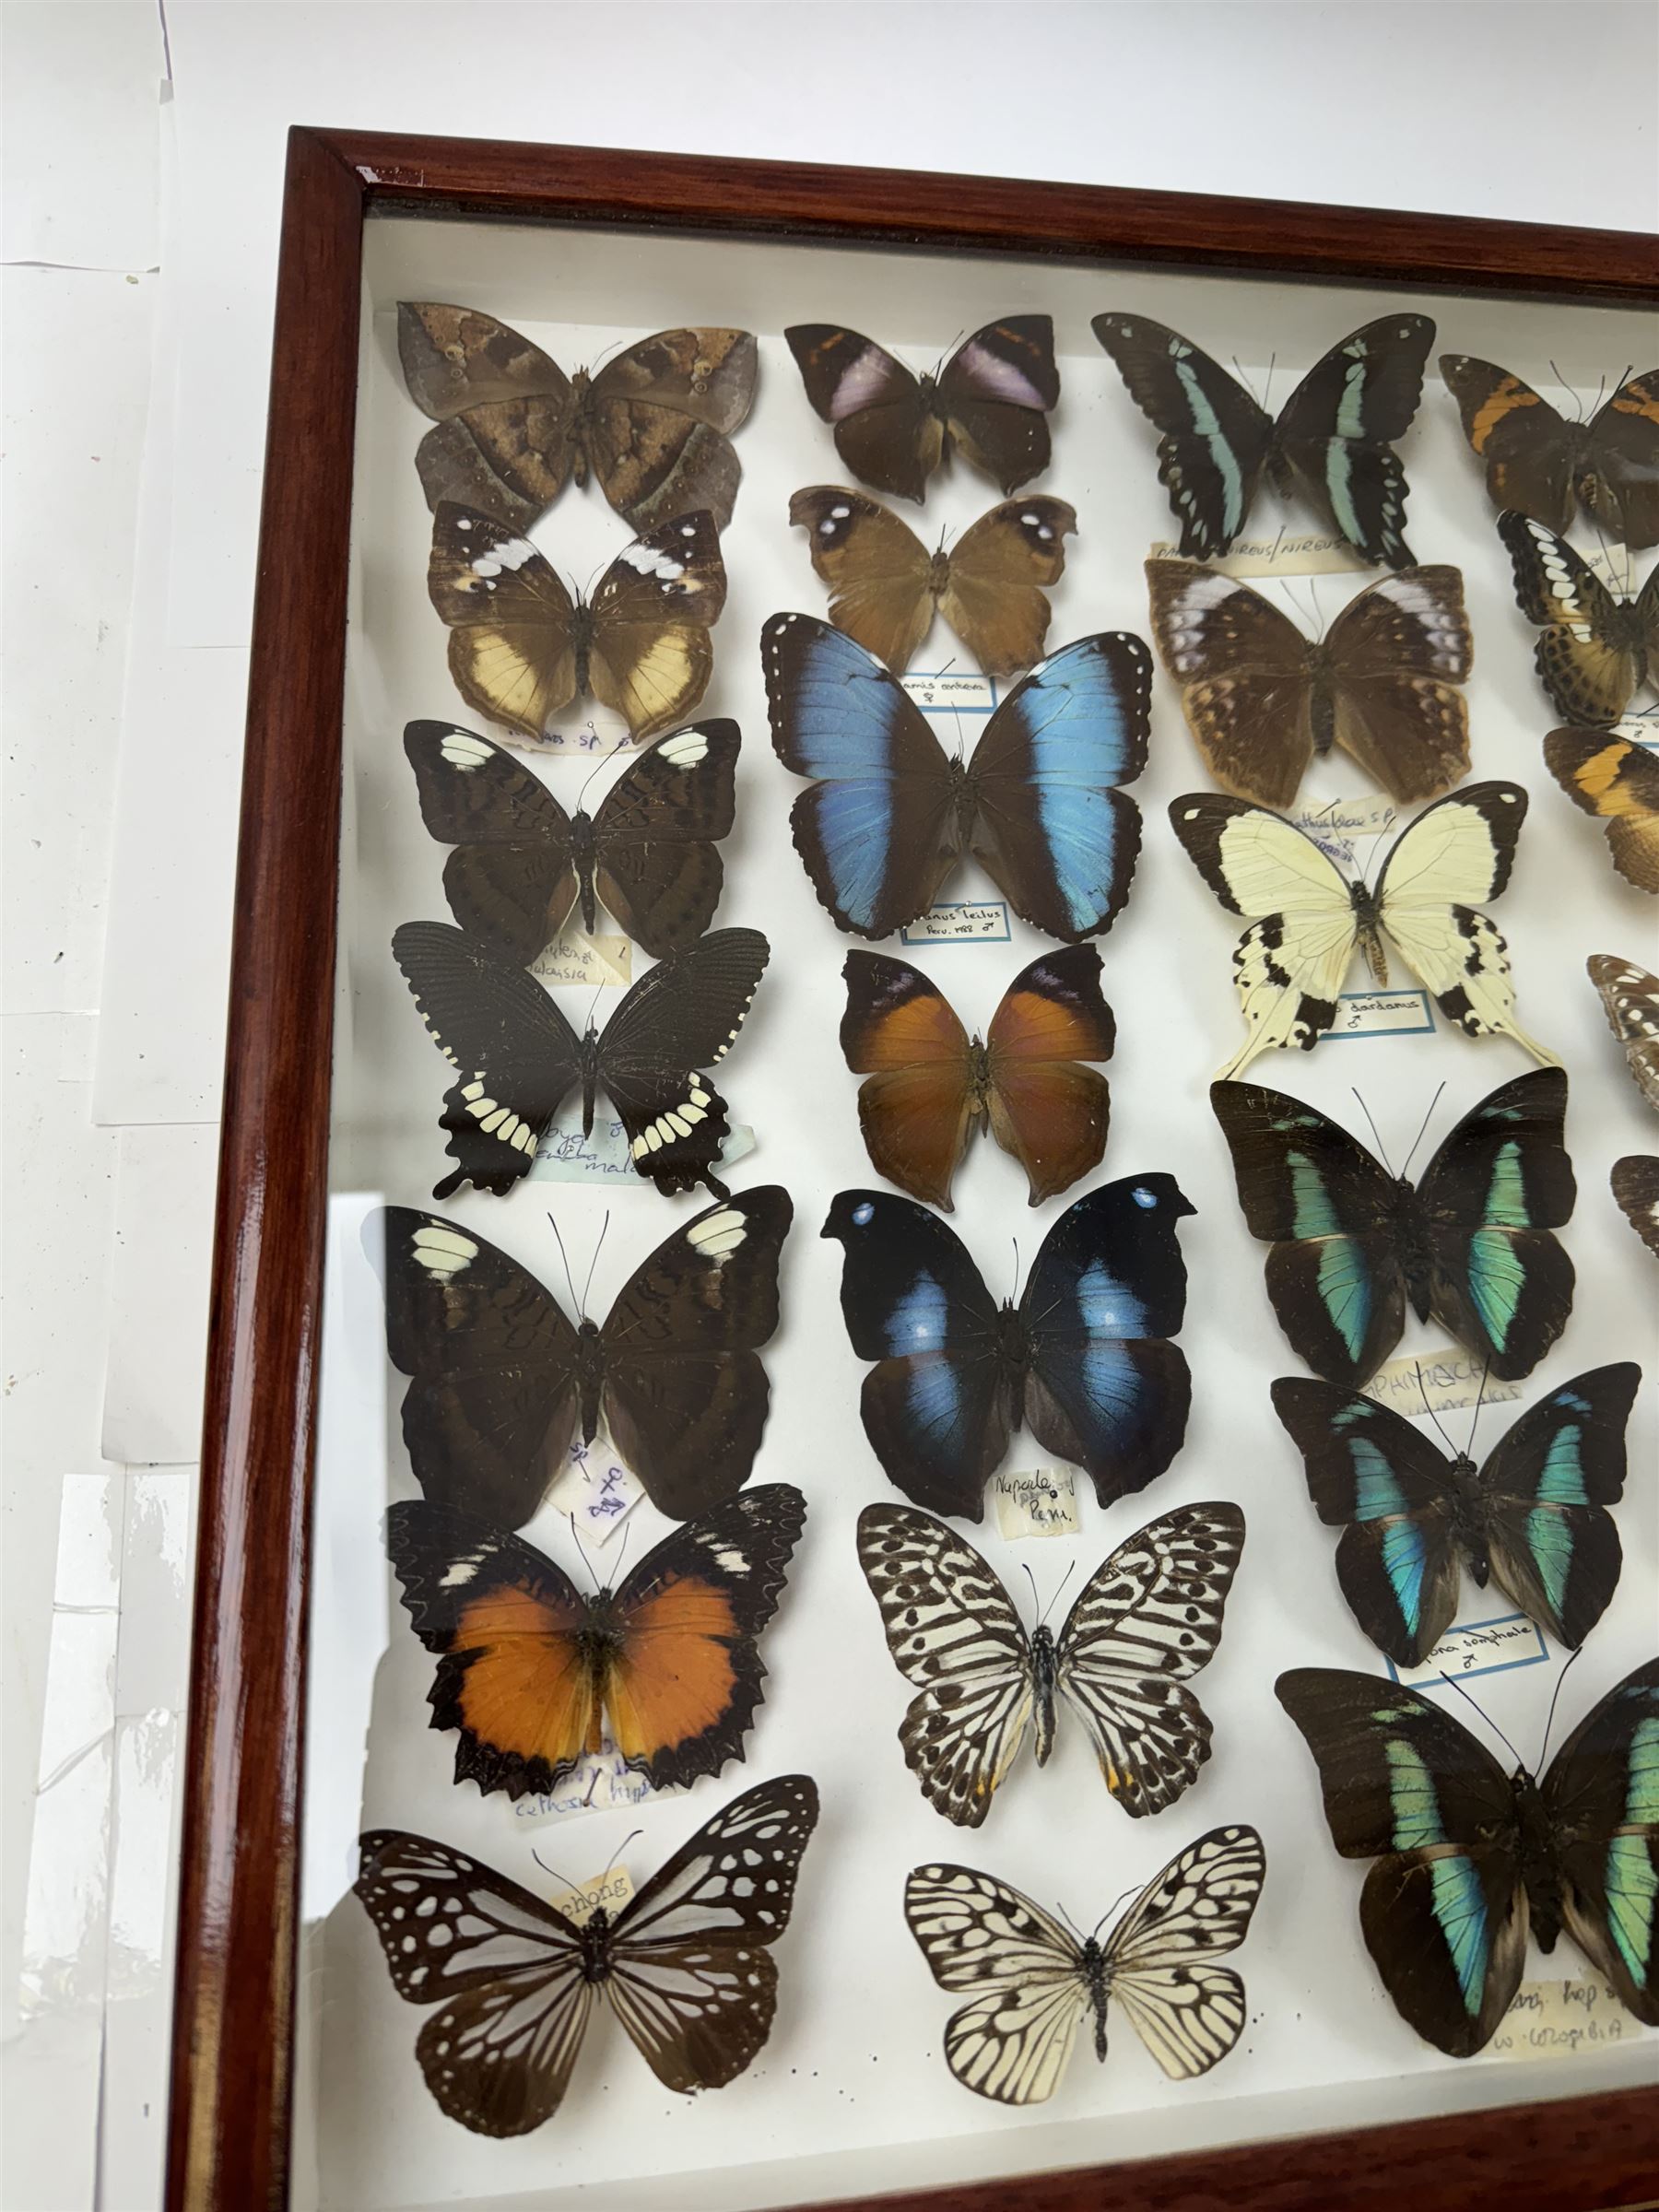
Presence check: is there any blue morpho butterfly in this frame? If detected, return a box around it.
[761,613,1151,943]
[1277,1658,1659,2056]
[1273,1363,1639,1668]
[821,1174,1194,1522]
[1211,1068,1576,1389]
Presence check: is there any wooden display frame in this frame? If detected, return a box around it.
[165,124,1659,2212]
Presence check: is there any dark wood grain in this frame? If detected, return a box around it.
[168,121,1659,2212]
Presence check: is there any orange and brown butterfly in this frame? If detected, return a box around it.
[1545,731,1659,891]
[385,1486,806,1800]
[839,947,1114,1210]
[398,305,758,535]
[1440,356,1659,549]
[1499,514,1659,728]
[788,487,1076,677]
[428,502,726,743]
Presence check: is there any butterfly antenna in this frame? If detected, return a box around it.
[608,1523,633,1589]
[574,749,611,813]
[1465,1359,1491,1459]
[1036,1559,1077,1631]
[1010,1234,1021,1300]
[1396,1082,1447,1185]
[1020,1559,1041,1624]
[1309,576,1326,642]
[937,328,966,380]
[1537,1646,1583,1771]
[548,1212,582,1316]
[600,1826,643,1883]
[571,1521,605,1594]
[1439,1668,1525,1771]
[1351,1089,1394,1177]
[1091,1878,1145,1940]
[1263,349,1277,415]
[1413,1360,1458,1456]
[1053,1898,1088,1943]
[580,1211,610,1321]
[531,1845,583,1892]
[1230,354,1263,410]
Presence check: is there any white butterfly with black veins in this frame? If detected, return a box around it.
[906,1825,1265,2103]
[856,1500,1244,1826]
[1169,782,1558,1079]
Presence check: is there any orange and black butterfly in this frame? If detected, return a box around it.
[385,1486,806,1799]
[840,947,1114,1210]
[1498,513,1658,727]
[1440,356,1659,548]
[1545,732,1659,892]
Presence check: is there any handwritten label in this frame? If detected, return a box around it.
[1294,796,1398,841]
[1615,707,1659,749]
[992,1467,1079,1541]
[1385,1611,1548,1688]
[530,1118,756,1183]
[1367,1351,1522,1417]
[534,722,635,757]
[532,933,632,989]
[547,1865,635,1926]
[1150,531,1368,578]
[1586,547,1638,595]
[545,1437,644,1547]
[900,900,1011,946]
[1489,1974,1637,2062]
[901,672,998,713]
[511,1740,683,1823]
[1319,988,1435,1041]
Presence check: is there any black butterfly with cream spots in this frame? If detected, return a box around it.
[392,921,768,1199]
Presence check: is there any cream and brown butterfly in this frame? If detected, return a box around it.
[788,486,1076,676]
[1545,732,1659,893]
[428,502,726,744]
[398,305,758,535]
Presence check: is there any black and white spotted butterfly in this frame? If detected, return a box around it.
[857,1500,1244,1827]
[906,1825,1265,2103]
[354,1773,820,2137]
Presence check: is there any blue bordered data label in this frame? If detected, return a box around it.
[1319,986,1435,1041]
[1384,1610,1548,1688]
[900,671,999,714]
[900,901,1011,947]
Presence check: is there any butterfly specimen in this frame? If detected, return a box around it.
[1210,1069,1576,1387]
[764,614,1150,942]
[429,502,726,744]
[1093,311,1434,569]
[367,1190,792,1524]
[1439,355,1659,548]
[386,1485,806,1798]
[1171,785,1554,1079]
[1277,1660,1659,2056]
[356,1771,819,2135]
[404,718,738,961]
[840,946,1114,1210]
[821,1176,1194,1521]
[1590,955,1659,1111]
[398,305,758,535]
[392,921,767,1200]
[858,1500,1243,1826]
[1613,1156,1659,1258]
[1546,733,1659,893]
[906,1825,1265,2102]
[1272,1366,1637,1667]
[1145,559,1472,808]
[789,486,1076,677]
[783,317,1059,504]
[1498,512,1659,728]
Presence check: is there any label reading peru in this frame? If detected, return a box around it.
[1385,1611,1547,1688]
[1319,988,1435,1041]
[1149,531,1369,578]
[901,671,998,713]
[545,1436,644,1547]
[530,1118,756,1182]
[992,1467,1079,1542]
[1366,1350,1523,1418]
[900,901,1011,947]
[532,932,632,989]
[1490,1974,1636,2062]
[548,1865,636,1927]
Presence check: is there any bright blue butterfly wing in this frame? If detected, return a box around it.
[1479,1363,1637,1649]
[1544,1659,1659,2029]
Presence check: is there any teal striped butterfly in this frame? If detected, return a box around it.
[1278,1660,1659,2055]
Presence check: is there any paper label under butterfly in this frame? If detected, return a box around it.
[900,671,999,714]
[529,1117,756,1182]
[510,1738,685,1825]
[1149,530,1369,578]
[1383,1610,1547,1688]
[547,1864,636,1927]
[991,1466,1079,1541]
[544,1436,644,1547]
[531,932,632,989]
[1316,988,1435,1041]
[1489,1972,1638,2062]
[1366,1351,1523,1418]
[1292,795,1398,851]
[534,721,638,758]
[900,900,1011,947]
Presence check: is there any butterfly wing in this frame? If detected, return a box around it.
[822,1190,1010,1521]
[1103,1825,1265,2079]
[596,1186,793,1518]
[1273,314,1435,569]
[593,926,769,1196]
[1210,1079,1406,1385]
[1583,371,1659,548]
[1276,1669,1525,2056]
[1053,1501,1244,1815]
[355,1828,594,2136]
[1499,512,1637,726]
[764,611,957,937]
[967,631,1152,942]
[1612,1154,1659,1258]
[1545,734,1659,894]
[983,944,1114,1206]
[788,486,935,674]
[1145,559,1317,807]
[585,327,758,533]
[1168,794,1358,1077]
[392,920,582,1199]
[1018,1173,1195,1507]
[589,719,739,954]
[1542,1658,1659,2025]
[1588,954,1659,1110]
[937,498,1076,676]
[403,721,578,964]
[840,950,975,1210]
[603,1773,820,2091]
[904,1863,1086,2104]
[1270,1378,1461,1666]
[585,511,726,740]
[1373,782,1554,1065]
[1414,1066,1577,1381]
[784,325,935,501]
[1091,313,1274,559]
[1437,354,1574,534]
[367,1207,582,1528]
[935,316,1061,497]
[398,303,577,532]
[856,1503,1035,1827]
[1477,1364,1638,1650]
[1321,568,1474,804]
[428,503,580,743]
